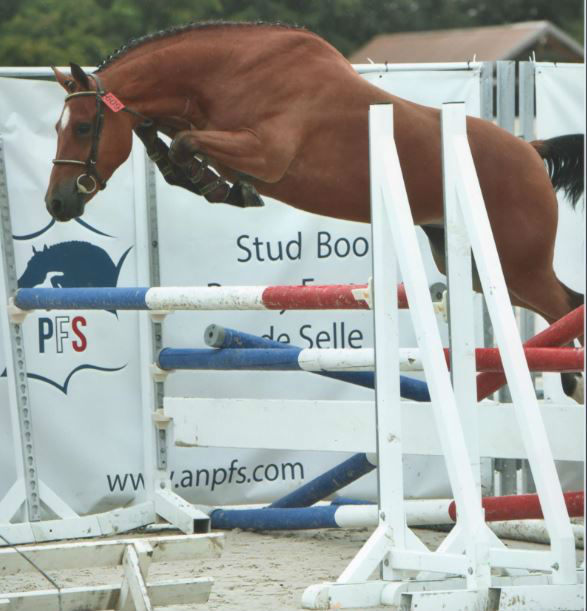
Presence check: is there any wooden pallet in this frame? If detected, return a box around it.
[0,532,223,610]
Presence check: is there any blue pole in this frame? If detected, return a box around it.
[157,347,303,370]
[330,497,375,506]
[205,324,291,350]
[210,506,341,530]
[14,287,149,310]
[269,453,376,509]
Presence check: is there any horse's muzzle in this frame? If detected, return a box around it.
[45,184,85,222]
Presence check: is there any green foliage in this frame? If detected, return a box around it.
[0,0,583,66]
[0,0,222,66]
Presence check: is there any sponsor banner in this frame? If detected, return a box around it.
[0,65,491,515]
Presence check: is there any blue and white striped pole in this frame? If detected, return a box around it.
[210,499,457,531]
[205,323,378,390]
[210,504,376,530]
[202,324,430,400]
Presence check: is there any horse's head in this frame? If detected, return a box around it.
[17,245,50,288]
[45,63,135,221]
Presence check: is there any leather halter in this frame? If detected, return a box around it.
[52,73,152,194]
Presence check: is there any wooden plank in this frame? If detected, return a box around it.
[118,544,152,611]
[165,398,584,461]
[0,578,213,611]
[0,533,223,576]
[168,397,374,453]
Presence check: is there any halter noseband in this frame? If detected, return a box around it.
[52,73,152,194]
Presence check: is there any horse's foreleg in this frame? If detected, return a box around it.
[169,128,292,183]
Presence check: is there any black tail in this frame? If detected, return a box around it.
[531,134,584,207]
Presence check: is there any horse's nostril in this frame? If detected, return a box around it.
[51,198,63,215]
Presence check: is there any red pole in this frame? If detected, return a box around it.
[441,347,584,373]
[476,305,585,400]
[261,283,410,309]
[448,490,584,522]
[397,283,408,308]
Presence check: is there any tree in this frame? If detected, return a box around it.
[0,0,221,66]
[0,0,582,67]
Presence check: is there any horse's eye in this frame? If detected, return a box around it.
[75,123,92,136]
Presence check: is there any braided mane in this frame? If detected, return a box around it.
[96,21,306,72]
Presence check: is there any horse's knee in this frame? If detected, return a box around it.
[169,131,199,166]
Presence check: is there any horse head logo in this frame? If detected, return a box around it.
[17,241,132,290]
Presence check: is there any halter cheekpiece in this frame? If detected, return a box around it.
[52,73,152,194]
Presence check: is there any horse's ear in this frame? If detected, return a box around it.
[69,62,90,90]
[52,66,76,93]
[32,246,37,254]
[43,244,48,251]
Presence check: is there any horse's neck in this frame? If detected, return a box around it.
[99,36,249,126]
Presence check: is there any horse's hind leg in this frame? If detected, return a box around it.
[421,224,485,294]
[559,286,584,404]
[422,223,584,326]
[507,272,584,404]
[508,272,583,338]
[421,225,584,403]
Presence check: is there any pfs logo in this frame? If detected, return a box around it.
[10,240,132,392]
[38,316,87,354]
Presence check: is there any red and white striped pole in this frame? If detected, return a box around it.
[476,305,584,400]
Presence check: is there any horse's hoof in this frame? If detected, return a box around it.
[228,181,264,208]
[241,181,264,207]
[561,372,584,404]
[571,374,584,404]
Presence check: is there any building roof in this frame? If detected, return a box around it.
[348,21,584,64]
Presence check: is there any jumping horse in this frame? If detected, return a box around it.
[45,22,584,399]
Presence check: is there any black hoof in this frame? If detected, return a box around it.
[227,181,264,208]
[561,372,584,404]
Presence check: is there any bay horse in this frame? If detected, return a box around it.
[44,22,584,399]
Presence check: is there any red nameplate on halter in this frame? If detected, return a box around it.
[101,92,125,112]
